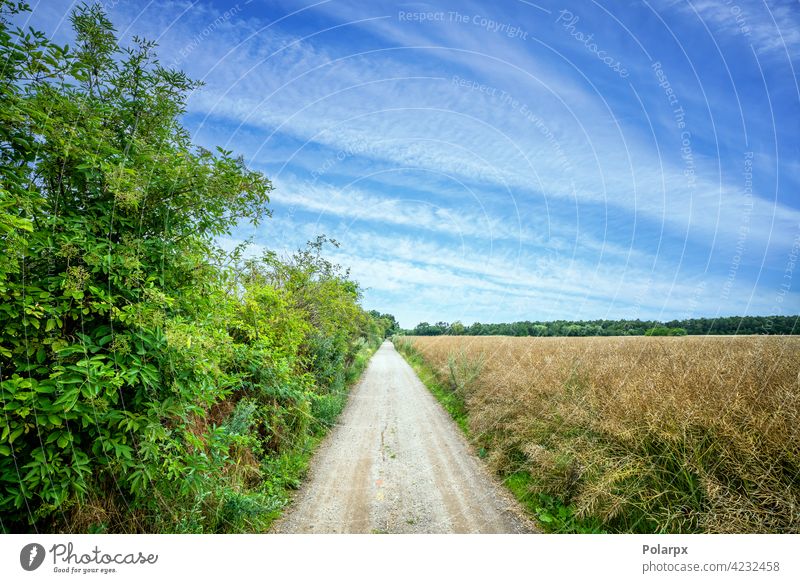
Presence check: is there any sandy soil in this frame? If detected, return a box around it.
[272,340,534,534]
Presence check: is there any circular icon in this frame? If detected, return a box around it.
[20,543,46,571]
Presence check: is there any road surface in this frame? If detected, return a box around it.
[272,340,533,533]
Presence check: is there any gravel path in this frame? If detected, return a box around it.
[272,340,534,533]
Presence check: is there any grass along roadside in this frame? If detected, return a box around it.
[392,336,595,532]
[261,338,384,531]
[393,337,469,435]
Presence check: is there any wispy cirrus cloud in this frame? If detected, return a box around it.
[658,0,800,59]
[22,0,800,326]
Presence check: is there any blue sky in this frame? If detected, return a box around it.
[22,0,800,327]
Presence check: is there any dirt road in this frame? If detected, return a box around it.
[272,340,533,533]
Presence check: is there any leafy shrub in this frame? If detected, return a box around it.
[645,326,687,336]
[0,1,390,533]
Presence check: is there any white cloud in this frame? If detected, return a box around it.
[330,231,789,326]
[22,0,797,325]
[668,0,800,59]
[168,7,800,253]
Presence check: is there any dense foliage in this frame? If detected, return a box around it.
[408,315,797,337]
[644,326,686,336]
[369,310,400,338]
[0,2,388,532]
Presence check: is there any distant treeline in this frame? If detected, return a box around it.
[406,315,798,337]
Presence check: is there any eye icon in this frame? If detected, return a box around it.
[20,543,46,571]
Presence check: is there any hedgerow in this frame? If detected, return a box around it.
[0,1,387,532]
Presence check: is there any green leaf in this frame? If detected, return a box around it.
[0,445,11,456]
[53,388,79,411]
[8,427,24,444]
[35,382,57,394]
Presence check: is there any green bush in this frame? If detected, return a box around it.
[645,326,688,336]
[0,1,390,533]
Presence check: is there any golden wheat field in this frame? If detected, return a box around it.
[396,335,800,533]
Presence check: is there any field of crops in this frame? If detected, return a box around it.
[394,335,800,533]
